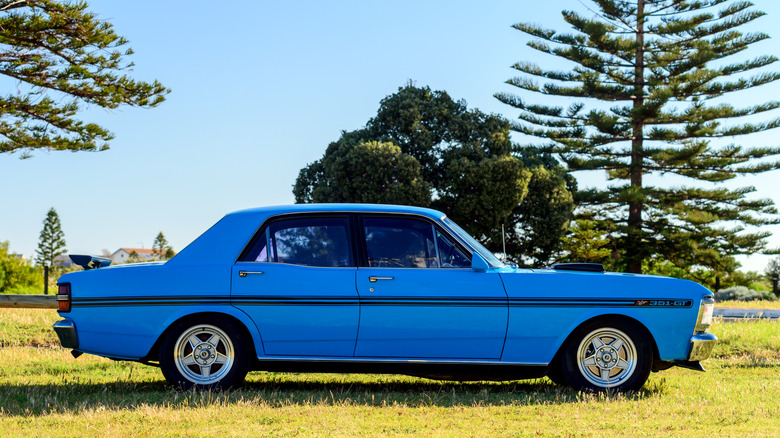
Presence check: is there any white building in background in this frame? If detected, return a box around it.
[52,254,74,268]
[110,248,156,264]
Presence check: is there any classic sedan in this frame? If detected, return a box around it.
[53,204,717,391]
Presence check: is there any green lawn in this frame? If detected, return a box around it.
[1,309,778,437]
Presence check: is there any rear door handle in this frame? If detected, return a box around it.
[239,270,264,277]
[369,276,394,283]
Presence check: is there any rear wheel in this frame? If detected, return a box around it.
[159,316,250,390]
[561,321,652,392]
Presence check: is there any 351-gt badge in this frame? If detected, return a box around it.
[635,299,692,307]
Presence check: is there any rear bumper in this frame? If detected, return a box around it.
[53,319,79,349]
[688,332,717,361]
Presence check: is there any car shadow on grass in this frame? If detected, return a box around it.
[0,375,666,416]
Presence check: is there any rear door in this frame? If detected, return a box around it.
[231,215,359,357]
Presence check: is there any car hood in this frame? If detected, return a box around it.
[496,267,711,301]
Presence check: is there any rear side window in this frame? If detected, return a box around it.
[242,217,353,267]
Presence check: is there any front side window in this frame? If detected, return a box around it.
[436,229,470,268]
[363,217,442,268]
[442,217,504,268]
[242,217,353,267]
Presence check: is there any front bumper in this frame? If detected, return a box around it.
[688,332,717,361]
[52,319,79,349]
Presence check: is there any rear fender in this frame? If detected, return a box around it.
[146,306,265,360]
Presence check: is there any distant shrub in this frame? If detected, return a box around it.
[0,241,42,293]
[715,286,778,302]
[2,285,43,295]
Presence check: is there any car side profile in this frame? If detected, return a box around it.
[53,204,717,391]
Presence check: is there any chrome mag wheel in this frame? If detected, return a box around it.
[576,327,637,388]
[173,324,235,385]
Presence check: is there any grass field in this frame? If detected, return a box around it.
[1,309,778,437]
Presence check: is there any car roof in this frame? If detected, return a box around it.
[227,204,447,221]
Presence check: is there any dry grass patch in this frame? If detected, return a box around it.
[0,353,777,437]
[0,308,60,348]
[0,310,779,436]
[715,300,780,310]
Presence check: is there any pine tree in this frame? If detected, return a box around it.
[35,208,66,266]
[0,0,169,158]
[765,257,780,282]
[152,232,173,260]
[496,0,780,273]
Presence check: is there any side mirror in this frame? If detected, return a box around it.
[471,253,490,272]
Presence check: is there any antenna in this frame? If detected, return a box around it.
[502,224,506,262]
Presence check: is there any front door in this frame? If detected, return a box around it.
[354,216,508,359]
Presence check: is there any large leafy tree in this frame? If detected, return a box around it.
[34,207,66,266]
[295,136,432,206]
[0,0,168,158]
[506,150,577,265]
[295,84,574,264]
[497,0,780,273]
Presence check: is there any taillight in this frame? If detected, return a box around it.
[57,283,71,312]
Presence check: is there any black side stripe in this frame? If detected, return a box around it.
[71,296,692,308]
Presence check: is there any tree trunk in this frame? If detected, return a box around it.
[627,0,646,274]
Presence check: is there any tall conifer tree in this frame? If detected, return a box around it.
[497,0,780,273]
[35,207,66,266]
[152,232,174,260]
[0,0,168,158]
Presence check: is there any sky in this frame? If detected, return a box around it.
[2,0,780,272]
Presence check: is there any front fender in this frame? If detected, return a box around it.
[499,270,707,364]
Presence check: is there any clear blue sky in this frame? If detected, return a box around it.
[2,0,780,272]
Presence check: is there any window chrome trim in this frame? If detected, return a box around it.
[431,223,441,268]
[236,210,483,270]
[264,228,271,262]
[357,266,473,271]
[236,261,358,269]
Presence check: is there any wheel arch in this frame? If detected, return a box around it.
[142,311,259,363]
[548,314,659,371]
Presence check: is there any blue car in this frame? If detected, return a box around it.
[53,204,716,391]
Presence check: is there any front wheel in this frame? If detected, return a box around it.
[159,316,250,390]
[560,321,652,392]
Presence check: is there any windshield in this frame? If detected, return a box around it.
[442,217,505,268]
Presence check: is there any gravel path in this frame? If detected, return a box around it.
[714,308,780,320]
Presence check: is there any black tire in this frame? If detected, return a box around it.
[159,315,251,390]
[545,362,569,387]
[560,320,653,392]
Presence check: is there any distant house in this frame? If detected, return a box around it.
[110,248,156,264]
[52,254,74,268]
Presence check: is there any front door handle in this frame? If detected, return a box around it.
[369,276,394,283]
[239,270,264,277]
